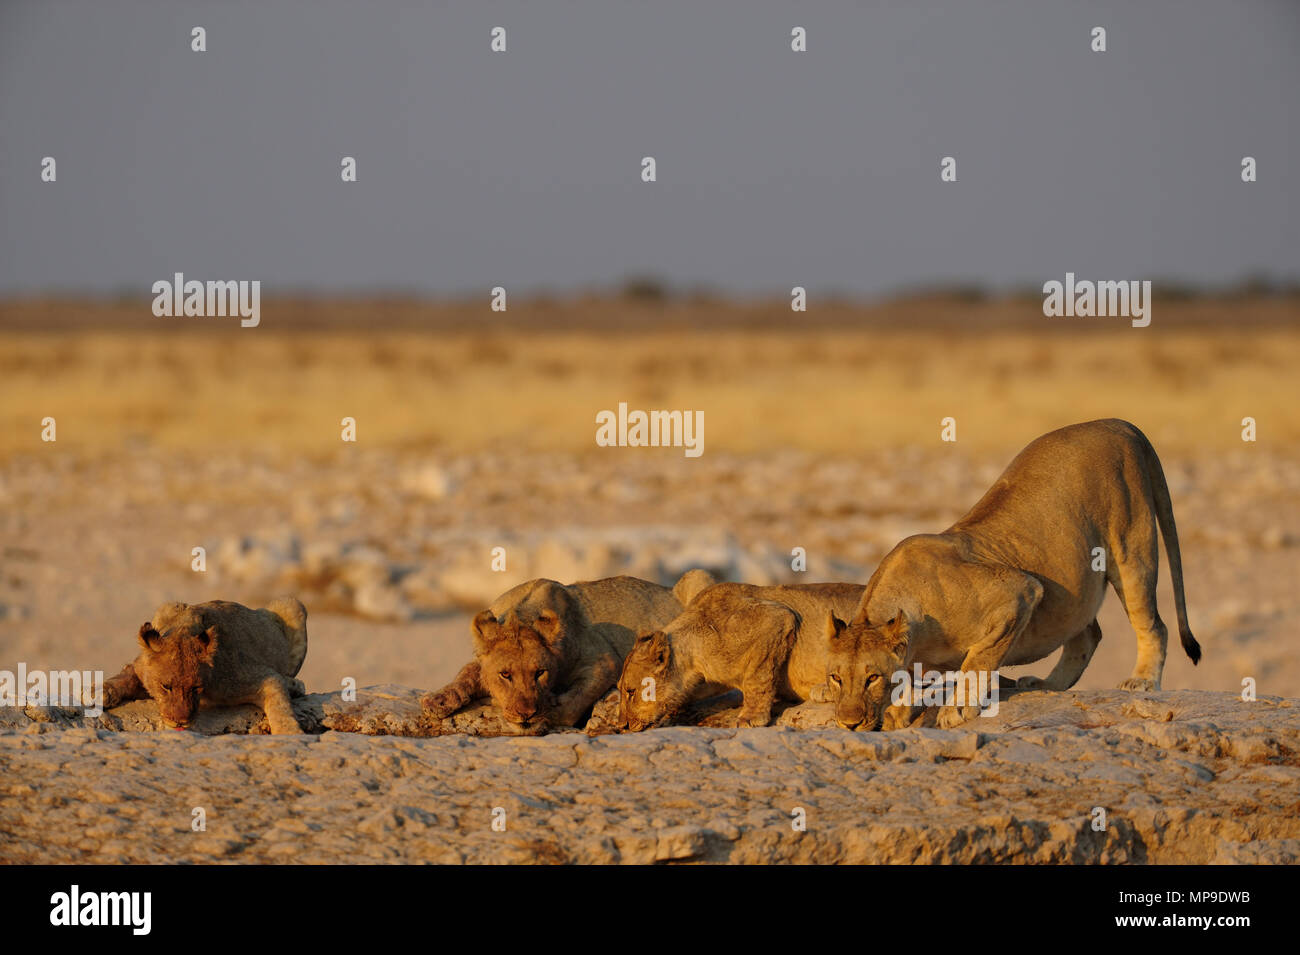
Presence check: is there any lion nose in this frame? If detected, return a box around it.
[515,707,536,722]
[837,718,864,730]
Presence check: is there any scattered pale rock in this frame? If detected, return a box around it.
[2,688,1296,863]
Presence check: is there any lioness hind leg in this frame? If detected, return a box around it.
[259,675,304,734]
[1109,543,1168,691]
[1017,619,1102,692]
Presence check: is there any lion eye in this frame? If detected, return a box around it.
[534,669,547,682]
[162,683,172,692]
[867,674,882,686]
[498,671,511,682]
[829,674,841,685]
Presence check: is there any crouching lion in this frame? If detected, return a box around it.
[617,582,866,730]
[421,571,716,734]
[828,419,1200,731]
[97,597,309,734]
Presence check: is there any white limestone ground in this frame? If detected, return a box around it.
[1,687,1297,864]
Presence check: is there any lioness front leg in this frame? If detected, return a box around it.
[97,662,148,709]
[421,660,485,718]
[938,570,1043,729]
[259,675,304,734]
[551,655,620,728]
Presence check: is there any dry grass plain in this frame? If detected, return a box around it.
[1,295,1297,458]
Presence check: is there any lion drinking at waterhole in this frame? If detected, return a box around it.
[827,419,1200,731]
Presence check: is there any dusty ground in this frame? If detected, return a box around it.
[1,296,1296,863]
[2,687,1297,864]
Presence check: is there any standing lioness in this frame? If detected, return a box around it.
[828,419,1200,730]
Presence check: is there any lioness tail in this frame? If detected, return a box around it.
[1138,429,1201,664]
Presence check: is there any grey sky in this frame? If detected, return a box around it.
[1,0,1296,299]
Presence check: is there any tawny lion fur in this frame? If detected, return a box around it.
[99,597,309,734]
[617,582,866,730]
[421,571,716,734]
[828,419,1200,731]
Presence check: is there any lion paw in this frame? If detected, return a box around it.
[936,703,981,729]
[1015,676,1046,691]
[93,687,122,710]
[1118,677,1158,692]
[881,705,914,731]
[420,688,467,718]
[268,717,305,735]
[584,715,619,737]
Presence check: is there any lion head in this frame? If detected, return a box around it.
[615,631,691,731]
[824,609,910,730]
[472,608,567,733]
[135,614,218,730]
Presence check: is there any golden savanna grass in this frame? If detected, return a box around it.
[1,296,1296,459]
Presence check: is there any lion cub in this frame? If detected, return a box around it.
[617,582,865,730]
[421,573,708,734]
[98,598,309,734]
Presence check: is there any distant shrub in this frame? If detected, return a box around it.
[620,276,670,302]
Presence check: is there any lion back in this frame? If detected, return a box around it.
[262,596,309,677]
[567,576,685,657]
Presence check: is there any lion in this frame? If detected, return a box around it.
[421,572,712,734]
[96,597,309,734]
[827,419,1200,730]
[615,582,866,730]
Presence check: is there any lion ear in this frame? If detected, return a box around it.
[533,609,564,644]
[646,631,671,668]
[198,625,220,663]
[825,611,846,642]
[471,610,500,654]
[884,609,911,653]
[138,622,164,652]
